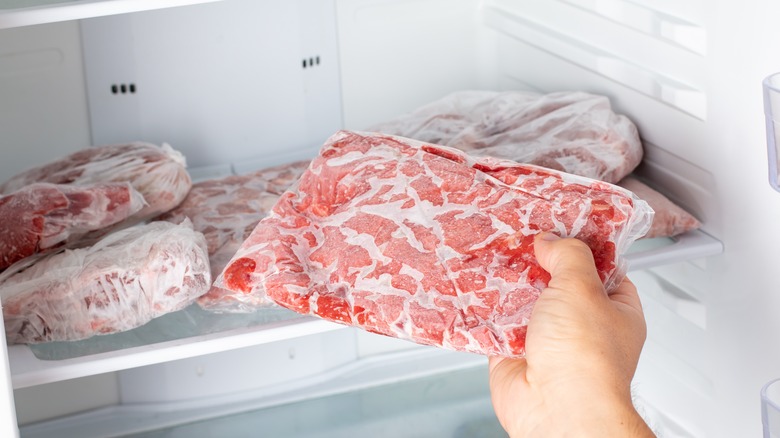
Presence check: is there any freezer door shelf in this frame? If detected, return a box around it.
[0,0,224,30]
[5,229,722,390]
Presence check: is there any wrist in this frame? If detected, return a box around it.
[566,395,653,437]
[509,387,655,437]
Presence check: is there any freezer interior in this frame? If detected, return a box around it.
[1,0,778,436]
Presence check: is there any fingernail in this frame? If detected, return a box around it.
[539,232,561,241]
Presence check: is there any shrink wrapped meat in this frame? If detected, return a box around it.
[215,131,653,357]
[157,161,309,312]
[0,182,146,270]
[0,142,192,222]
[616,176,701,238]
[369,90,643,183]
[0,220,210,344]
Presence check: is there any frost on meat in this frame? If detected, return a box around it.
[0,182,145,271]
[157,160,309,312]
[0,220,210,344]
[216,131,653,357]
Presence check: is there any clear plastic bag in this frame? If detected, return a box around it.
[215,131,653,357]
[0,220,210,344]
[158,161,310,313]
[0,182,146,270]
[0,142,192,223]
[369,90,643,184]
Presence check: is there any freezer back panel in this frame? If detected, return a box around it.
[81,0,343,172]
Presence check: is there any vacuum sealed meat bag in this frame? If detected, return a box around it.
[0,142,192,222]
[0,182,146,270]
[157,160,310,312]
[0,220,210,344]
[369,90,643,183]
[215,131,653,357]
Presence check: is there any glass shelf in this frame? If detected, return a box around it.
[6,229,722,389]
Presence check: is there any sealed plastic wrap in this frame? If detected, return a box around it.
[0,220,210,344]
[616,176,701,238]
[158,161,310,312]
[0,182,146,270]
[216,131,653,357]
[0,142,192,222]
[369,90,642,183]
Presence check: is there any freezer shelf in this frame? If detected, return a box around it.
[625,229,723,271]
[0,0,223,30]
[19,348,500,438]
[9,308,345,389]
[6,228,722,390]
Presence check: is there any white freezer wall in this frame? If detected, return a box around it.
[0,21,91,179]
[476,1,780,437]
[2,0,780,437]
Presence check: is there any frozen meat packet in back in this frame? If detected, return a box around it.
[157,160,310,312]
[215,131,653,357]
[0,182,146,271]
[0,142,192,225]
[369,90,643,184]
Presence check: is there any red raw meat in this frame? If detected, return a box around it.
[0,142,192,224]
[215,131,653,357]
[0,220,210,344]
[157,160,310,312]
[0,182,145,270]
[369,90,643,183]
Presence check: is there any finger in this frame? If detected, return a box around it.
[534,233,604,297]
[607,276,643,313]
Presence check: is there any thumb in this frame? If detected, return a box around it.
[533,233,605,297]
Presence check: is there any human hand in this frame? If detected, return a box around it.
[488,233,655,437]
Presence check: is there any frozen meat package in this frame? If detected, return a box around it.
[0,142,192,224]
[158,161,310,312]
[369,90,643,184]
[215,131,653,357]
[0,220,210,344]
[0,182,146,271]
[616,176,701,238]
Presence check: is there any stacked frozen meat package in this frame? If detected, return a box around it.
[0,142,205,343]
[0,90,702,352]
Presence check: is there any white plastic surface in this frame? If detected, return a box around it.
[484,2,707,119]
[80,0,341,170]
[336,0,486,129]
[557,0,706,55]
[0,0,223,29]
[19,348,489,438]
